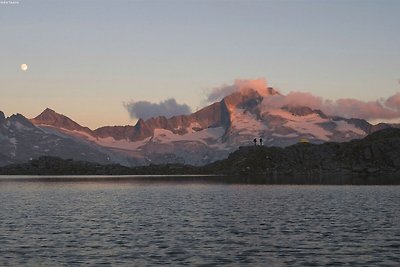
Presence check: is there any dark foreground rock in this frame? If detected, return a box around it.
[205,128,400,177]
[0,156,201,175]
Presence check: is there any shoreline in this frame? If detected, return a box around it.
[1,173,399,185]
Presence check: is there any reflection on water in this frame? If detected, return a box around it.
[0,178,399,266]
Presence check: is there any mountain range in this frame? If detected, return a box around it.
[2,128,400,182]
[1,86,398,167]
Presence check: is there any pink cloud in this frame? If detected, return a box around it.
[207,78,400,120]
[261,92,324,112]
[265,93,400,120]
[235,78,270,96]
[385,92,400,111]
[283,92,324,110]
[263,93,400,120]
[323,98,399,120]
[206,78,270,102]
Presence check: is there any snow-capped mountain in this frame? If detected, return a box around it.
[0,112,118,167]
[0,86,396,167]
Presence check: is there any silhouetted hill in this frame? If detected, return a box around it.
[205,128,400,177]
[0,156,200,175]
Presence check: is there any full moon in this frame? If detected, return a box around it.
[20,63,28,71]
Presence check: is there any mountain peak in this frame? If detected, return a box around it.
[222,89,263,111]
[33,108,66,123]
[266,87,280,96]
[8,113,35,128]
[42,107,56,114]
[236,86,279,98]
[33,108,62,121]
[31,108,93,134]
[221,86,280,110]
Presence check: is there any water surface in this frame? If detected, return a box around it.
[0,176,399,266]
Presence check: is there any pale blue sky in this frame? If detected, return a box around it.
[1,0,399,128]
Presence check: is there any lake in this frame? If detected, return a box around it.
[0,176,399,266]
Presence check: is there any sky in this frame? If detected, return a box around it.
[1,0,399,129]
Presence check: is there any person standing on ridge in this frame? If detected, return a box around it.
[253,138,257,146]
[260,138,263,146]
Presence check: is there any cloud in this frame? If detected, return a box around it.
[125,78,400,122]
[261,91,400,120]
[206,78,270,102]
[205,78,400,120]
[385,92,400,111]
[125,98,192,120]
[262,92,323,111]
[323,98,400,120]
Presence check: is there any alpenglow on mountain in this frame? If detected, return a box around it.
[0,86,396,167]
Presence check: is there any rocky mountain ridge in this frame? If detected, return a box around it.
[1,86,398,167]
[0,112,114,166]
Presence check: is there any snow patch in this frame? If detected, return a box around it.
[96,136,152,151]
[335,121,366,135]
[231,109,266,135]
[9,137,17,145]
[14,121,31,131]
[272,133,299,138]
[153,127,225,145]
[268,109,331,141]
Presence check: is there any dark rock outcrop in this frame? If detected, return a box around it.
[282,105,315,116]
[205,128,400,177]
[0,156,200,175]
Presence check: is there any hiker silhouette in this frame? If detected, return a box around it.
[260,138,263,146]
[253,138,257,146]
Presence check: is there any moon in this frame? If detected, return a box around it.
[20,64,28,71]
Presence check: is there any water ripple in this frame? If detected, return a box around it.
[0,182,399,266]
